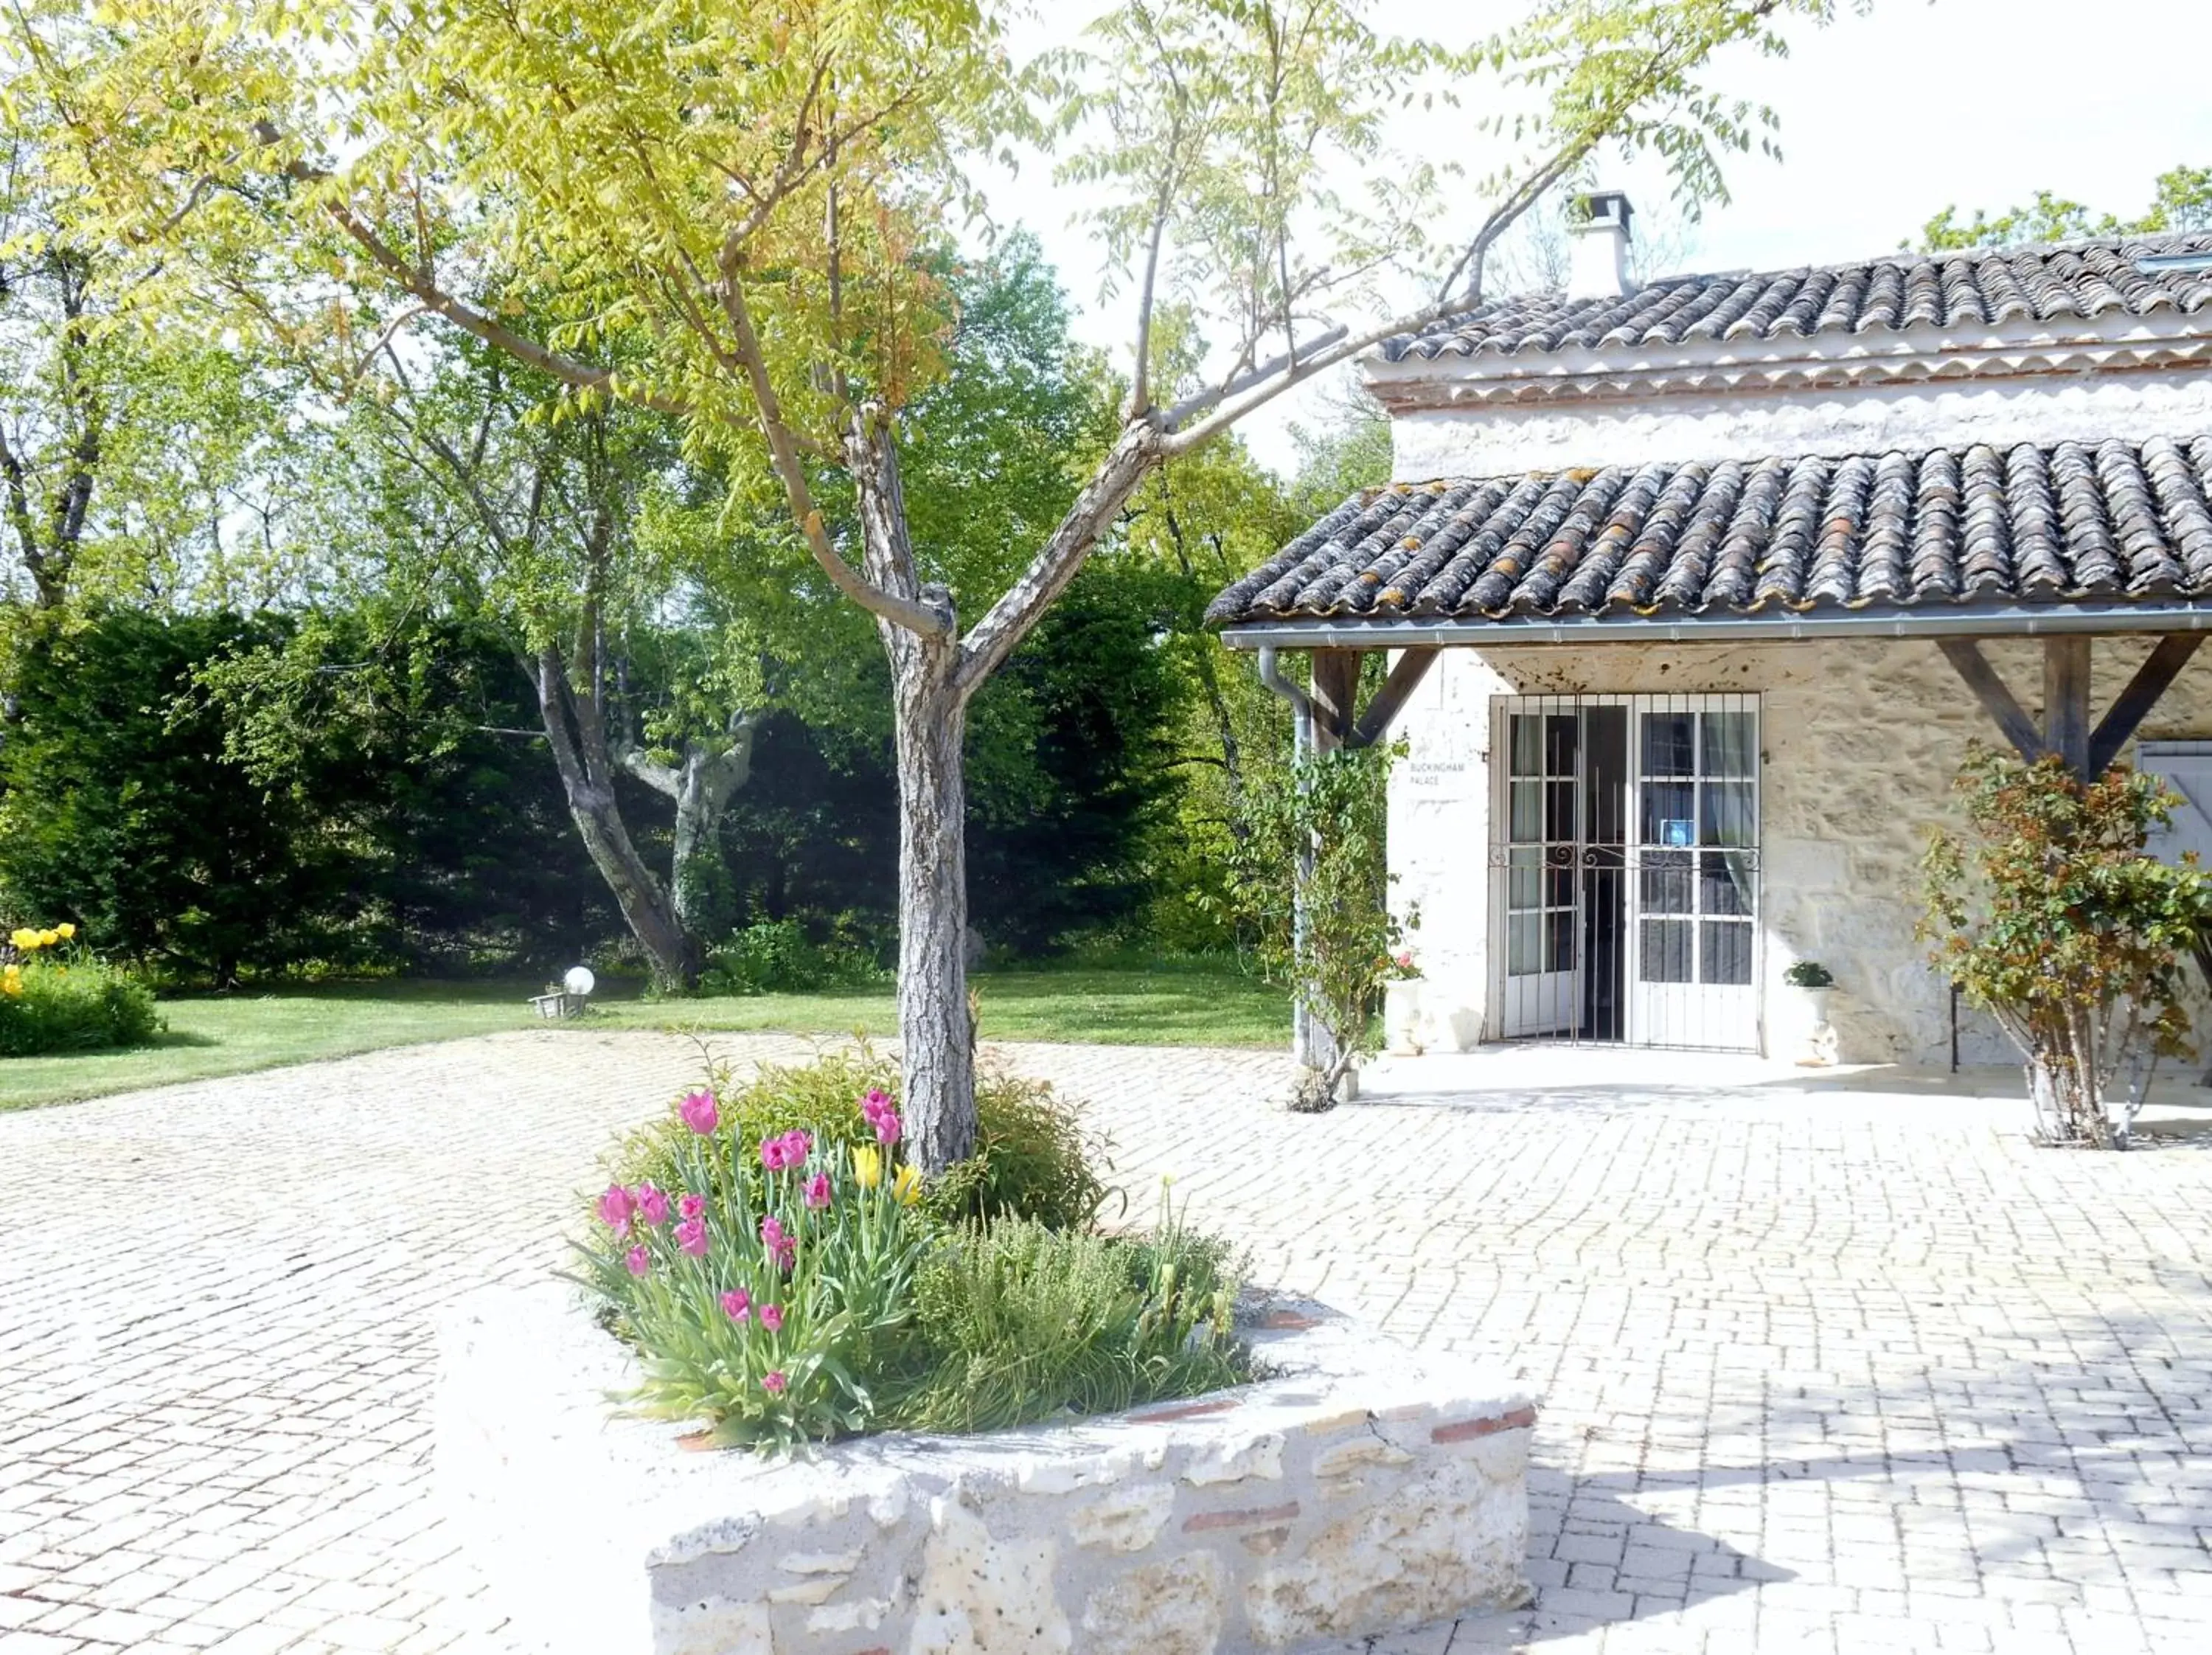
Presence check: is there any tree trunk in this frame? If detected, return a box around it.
[893,650,975,1172]
[525,648,695,990]
[622,713,754,942]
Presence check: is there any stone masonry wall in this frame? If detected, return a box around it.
[437,1284,1537,1655]
[1386,636,2212,1066]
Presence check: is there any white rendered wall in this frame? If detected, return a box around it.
[1385,639,2212,1067]
[1389,370,2212,479]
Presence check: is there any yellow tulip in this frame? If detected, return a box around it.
[35,930,57,948]
[55,923,73,941]
[892,1165,923,1207]
[1,979,18,999]
[852,1144,883,1189]
[9,929,35,951]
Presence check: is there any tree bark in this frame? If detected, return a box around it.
[526,647,695,989]
[892,648,975,1170]
[617,711,755,938]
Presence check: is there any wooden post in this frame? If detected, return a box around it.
[1935,638,2043,763]
[2089,635,2205,775]
[1308,649,1361,753]
[2043,636,2093,779]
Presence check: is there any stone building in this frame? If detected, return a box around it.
[1208,200,2212,1066]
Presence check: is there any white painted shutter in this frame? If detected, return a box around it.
[2138,742,2212,867]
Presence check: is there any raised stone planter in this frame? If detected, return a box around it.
[435,1283,1536,1654]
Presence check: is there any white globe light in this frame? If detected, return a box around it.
[563,965,596,997]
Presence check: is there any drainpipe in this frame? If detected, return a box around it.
[1256,648,1329,1071]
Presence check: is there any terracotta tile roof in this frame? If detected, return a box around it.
[1382,233,2212,362]
[1205,436,2212,626]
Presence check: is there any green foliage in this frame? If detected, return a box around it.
[0,943,160,1057]
[891,1213,1245,1434]
[0,611,362,983]
[1918,164,2212,251]
[0,608,613,984]
[1781,960,1833,989]
[698,921,885,997]
[577,1113,936,1451]
[581,1058,1239,1448]
[1920,748,2212,1148]
[922,1067,1116,1234]
[1223,738,1415,1108]
[614,1049,1110,1234]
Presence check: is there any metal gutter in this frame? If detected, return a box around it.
[1217,602,2212,651]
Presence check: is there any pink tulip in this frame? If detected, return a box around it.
[625,1246,650,1277]
[720,1288,751,1322]
[675,1217,709,1257]
[762,1370,787,1395]
[596,1185,635,1229]
[759,1304,784,1333]
[634,1183,669,1227]
[804,1172,831,1210]
[759,1135,787,1172]
[759,1216,796,1270]
[678,1089,719,1135]
[782,1129,811,1166]
[678,1193,706,1222]
[862,1088,891,1122]
[873,1108,901,1147]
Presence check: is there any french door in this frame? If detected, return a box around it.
[1495,695,1760,1050]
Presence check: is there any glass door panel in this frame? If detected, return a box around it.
[1627,698,1760,1049]
[1498,709,1581,1036]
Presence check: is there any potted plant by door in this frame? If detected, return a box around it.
[1783,960,1837,1065]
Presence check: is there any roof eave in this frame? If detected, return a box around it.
[1217,602,2212,651]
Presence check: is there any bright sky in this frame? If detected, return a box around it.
[981,0,2212,473]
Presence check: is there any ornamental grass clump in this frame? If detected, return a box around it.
[0,923,161,1057]
[577,1059,1247,1451]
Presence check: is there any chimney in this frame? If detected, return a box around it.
[1568,191,1635,299]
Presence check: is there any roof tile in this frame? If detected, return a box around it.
[1206,437,2212,628]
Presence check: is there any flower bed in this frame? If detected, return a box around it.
[573,1056,1248,1450]
[449,1059,1537,1649]
[0,923,160,1057]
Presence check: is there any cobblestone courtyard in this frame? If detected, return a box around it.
[3,1031,2210,1654]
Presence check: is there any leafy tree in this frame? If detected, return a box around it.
[1921,748,2212,1150]
[28,0,1863,1164]
[0,608,617,982]
[0,611,361,982]
[1917,164,2212,251]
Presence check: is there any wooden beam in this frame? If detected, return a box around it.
[1349,648,1440,749]
[2043,635,2093,777]
[2090,634,2205,776]
[1308,649,1361,752]
[1936,638,2042,763]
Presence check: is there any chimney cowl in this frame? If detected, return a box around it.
[1568,191,1635,300]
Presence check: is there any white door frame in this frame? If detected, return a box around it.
[1490,693,1763,1052]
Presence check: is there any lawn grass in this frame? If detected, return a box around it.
[0,957,1288,1114]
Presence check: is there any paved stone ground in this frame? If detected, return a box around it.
[3,1031,2211,1654]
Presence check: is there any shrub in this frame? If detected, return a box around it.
[0,926,162,1056]
[698,920,886,996]
[1222,741,1416,1110]
[613,1047,1110,1231]
[578,1058,1244,1450]
[1921,748,2212,1148]
[891,1209,1244,1434]
[1782,960,1834,988]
